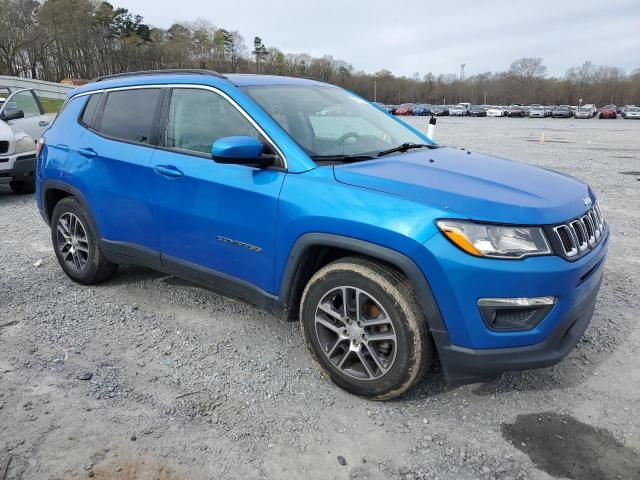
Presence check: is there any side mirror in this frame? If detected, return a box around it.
[211,136,274,167]
[1,108,24,121]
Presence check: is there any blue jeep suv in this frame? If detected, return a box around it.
[36,70,608,399]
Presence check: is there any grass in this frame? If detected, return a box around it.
[40,97,65,114]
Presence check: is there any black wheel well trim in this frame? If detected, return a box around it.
[40,180,101,237]
[278,233,449,337]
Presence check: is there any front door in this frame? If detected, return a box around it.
[0,89,50,140]
[151,87,286,294]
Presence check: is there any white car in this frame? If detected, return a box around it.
[622,106,640,119]
[449,105,467,116]
[487,106,505,117]
[0,88,51,194]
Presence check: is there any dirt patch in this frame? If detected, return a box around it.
[501,413,640,479]
[91,459,186,480]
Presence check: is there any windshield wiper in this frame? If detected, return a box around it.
[310,154,376,163]
[377,142,439,157]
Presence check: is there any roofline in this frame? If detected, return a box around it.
[92,69,226,83]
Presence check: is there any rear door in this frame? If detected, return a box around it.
[0,89,50,139]
[76,87,163,252]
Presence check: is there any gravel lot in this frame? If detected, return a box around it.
[1,117,639,479]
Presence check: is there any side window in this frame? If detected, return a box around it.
[97,89,162,144]
[7,91,42,118]
[166,88,261,155]
[79,93,102,128]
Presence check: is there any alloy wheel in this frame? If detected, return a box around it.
[56,212,90,271]
[314,286,397,381]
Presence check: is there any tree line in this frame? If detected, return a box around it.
[1,0,638,106]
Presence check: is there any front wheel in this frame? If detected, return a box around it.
[300,257,432,400]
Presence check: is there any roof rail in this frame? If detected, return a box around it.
[92,69,226,83]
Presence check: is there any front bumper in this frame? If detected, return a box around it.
[434,275,601,383]
[0,152,37,184]
[416,227,608,383]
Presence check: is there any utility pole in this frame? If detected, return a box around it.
[374,80,377,103]
[459,64,466,103]
[484,91,487,105]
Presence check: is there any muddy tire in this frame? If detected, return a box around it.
[51,197,118,285]
[300,257,432,400]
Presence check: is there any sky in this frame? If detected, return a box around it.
[115,0,640,78]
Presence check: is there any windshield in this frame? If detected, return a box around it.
[243,85,427,159]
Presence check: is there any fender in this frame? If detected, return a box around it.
[278,233,450,338]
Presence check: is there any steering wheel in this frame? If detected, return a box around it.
[329,131,360,149]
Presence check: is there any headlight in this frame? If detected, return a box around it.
[14,134,36,154]
[436,220,552,259]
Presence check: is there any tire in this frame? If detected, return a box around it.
[51,197,118,285]
[300,257,432,400]
[9,179,35,194]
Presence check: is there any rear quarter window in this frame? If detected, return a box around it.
[96,89,162,144]
[79,93,102,128]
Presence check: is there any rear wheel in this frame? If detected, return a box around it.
[300,257,431,400]
[51,197,118,284]
[9,179,35,194]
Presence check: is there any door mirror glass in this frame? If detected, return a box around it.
[212,136,273,167]
[2,108,24,121]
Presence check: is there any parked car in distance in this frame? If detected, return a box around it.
[598,105,617,119]
[507,105,526,117]
[37,70,609,400]
[449,105,467,116]
[468,105,487,117]
[0,88,51,194]
[528,106,546,118]
[412,104,431,116]
[551,106,572,118]
[622,106,640,119]
[487,106,505,117]
[575,107,594,119]
[431,105,449,116]
[583,104,597,117]
[394,103,415,116]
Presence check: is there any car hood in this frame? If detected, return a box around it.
[333,147,593,224]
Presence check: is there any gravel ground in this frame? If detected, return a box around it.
[1,117,639,479]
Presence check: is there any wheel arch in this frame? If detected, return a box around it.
[278,233,448,337]
[41,180,101,237]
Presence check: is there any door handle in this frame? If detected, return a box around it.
[154,165,184,178]
[77,148,97,158]
[39,120,50,127]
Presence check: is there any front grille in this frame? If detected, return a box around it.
[0,141,8,154]
[552,205,605,259]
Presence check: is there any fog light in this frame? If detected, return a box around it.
[478,297,556,331]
